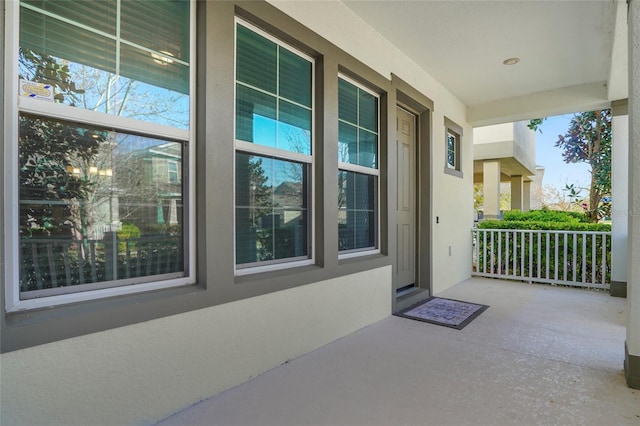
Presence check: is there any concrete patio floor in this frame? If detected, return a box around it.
[158,278,639,426]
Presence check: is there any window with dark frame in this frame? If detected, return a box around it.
[234,20,313,269]
[444,118,463,177]
[337,76,379,253]
[13,0,192,303]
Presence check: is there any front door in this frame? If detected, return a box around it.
[396,106,417,292]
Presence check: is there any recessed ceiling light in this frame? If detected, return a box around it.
[503,57,520,65]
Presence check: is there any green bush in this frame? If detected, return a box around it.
[501,209,588,223]
[479,220,610,232]
[475,210,611,285]
[117,222,141,240]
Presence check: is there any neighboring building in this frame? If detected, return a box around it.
[473,121,537,218]
[2,1,639,424]
[530,166,546,210]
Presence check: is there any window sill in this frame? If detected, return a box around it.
[444,166,463,179]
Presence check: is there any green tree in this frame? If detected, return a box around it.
[528,110,611,222]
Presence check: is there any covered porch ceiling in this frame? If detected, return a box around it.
[341,0,628,126]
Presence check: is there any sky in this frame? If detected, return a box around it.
[534,114,591,194]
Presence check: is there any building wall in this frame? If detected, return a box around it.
[1,1,474,423]
[1,267,391,426]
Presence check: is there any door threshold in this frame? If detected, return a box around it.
[394,287,430,313]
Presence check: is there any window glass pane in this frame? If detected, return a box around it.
[358,129,378,168]
[18,114,185,294]
[21,0,116,37]
[236,84,278,146]
[358,90,378,132]
[120,0,190,63]
[236,24,277,94]
[236,153,308,265]
[338,78,378,169]
[278,100,311,154]
[338,122,357,164]
[338,171,376,251]
[447,133,456,167]
[338,78,358,123]
[19,1,190,129]
[279,48,312,108]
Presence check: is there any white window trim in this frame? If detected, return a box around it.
[337,74,380,258]
[3,0,197,313]
[233,17,316,274]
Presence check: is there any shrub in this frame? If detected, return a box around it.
[501,210,588,224]
[117,222,142,240]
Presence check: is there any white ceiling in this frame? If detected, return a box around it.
[342,0,628,124]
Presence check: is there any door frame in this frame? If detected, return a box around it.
[390,75,433,313]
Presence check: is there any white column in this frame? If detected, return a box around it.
[522,181,531,212]
[625,0,640,389]
[511,175,524,211]
[611,100,628,297]
[169,199,178,225]
[483,160,501,219]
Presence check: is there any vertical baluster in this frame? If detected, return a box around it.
[512,231,517,276]
[490,231,495,274]
[582,233,587,284]
[553,233,558,281]
[483,231,487,274]
[46,243,57,288]
[126,241,131,278]
[497,231,502,276]
[521,231,525,279]
[63,243,71,287]
[571,233,578,283]
[90,241,97,282]
[505,231,510,276]
[563,233,567,282]
[602,234,607,286]
[537,232,541,279]
[78,241,85,284]
[32,243,43,289]
[591,233,597,284]
[547,233,552,280]
[529,231,533,280]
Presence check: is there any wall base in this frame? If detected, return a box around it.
[624,343,640,389]
[610,281,627,298]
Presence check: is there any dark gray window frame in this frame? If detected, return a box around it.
[1,0,393,353]
[444,116,463,178]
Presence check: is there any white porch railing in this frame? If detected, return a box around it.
[472,228,611,290]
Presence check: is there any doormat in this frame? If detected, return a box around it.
[395,297,489,330]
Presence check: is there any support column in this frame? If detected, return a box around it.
[625,0,640,390]
[511,175,524,211]
[483,160,501,219]
[612,100,629,298]
[522,181,531,212]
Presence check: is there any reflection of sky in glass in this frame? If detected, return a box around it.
[253,115,311,155]
[19,56,190,129]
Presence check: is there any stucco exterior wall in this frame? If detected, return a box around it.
[1,1,475,424]
[0,267,391,426]
[612,112,629,284]
[267,0,473,293]
[474,122,514,144]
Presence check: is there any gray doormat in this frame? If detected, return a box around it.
[395,297,489,330]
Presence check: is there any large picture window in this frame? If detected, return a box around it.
[7,0,193,308]
[337,76,379,254]
[234,20,313,270]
